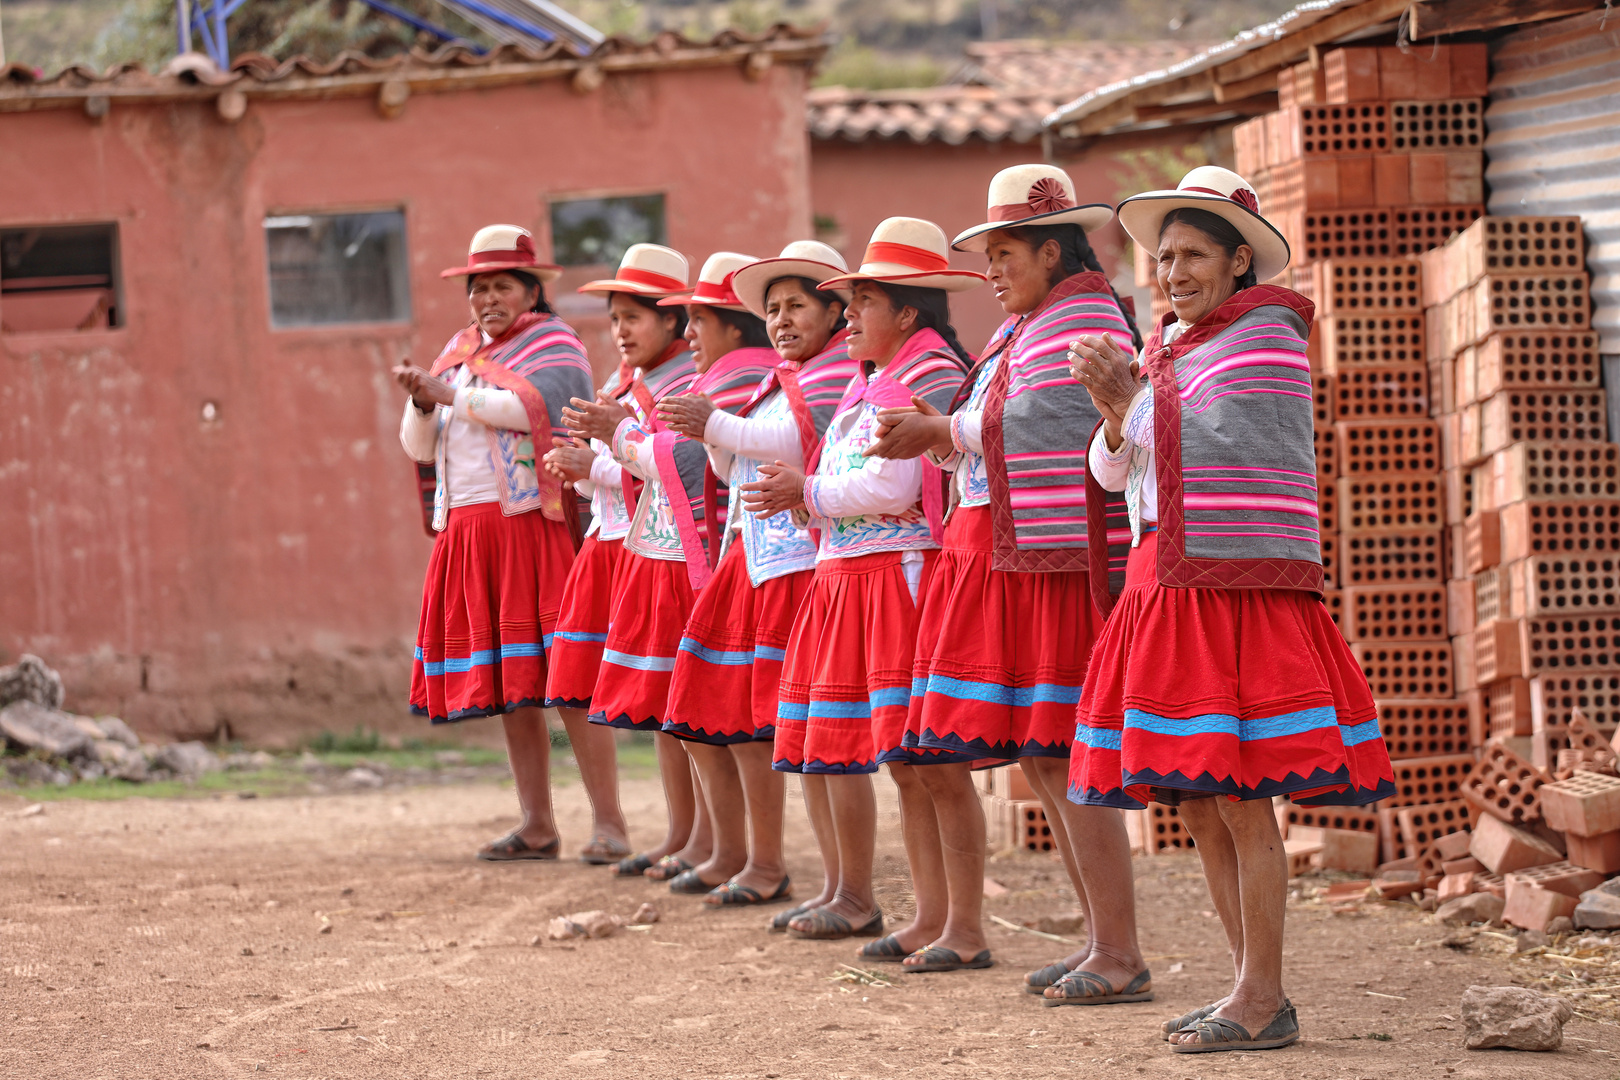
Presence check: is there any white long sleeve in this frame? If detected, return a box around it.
[453,386,529,431]
[1088,381,1158,525]
[953,410,984,455]
[400,399,438,464]
[804,453,923,519]
[1088,425,1133,492]
[704,404,802,481]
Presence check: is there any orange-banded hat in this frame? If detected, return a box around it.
[576,243,691,297]
[440,224,561,282]
[656,252,757,312]
[730,240,852,318]
[817,217,985,294]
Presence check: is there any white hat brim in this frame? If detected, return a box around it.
[732,258,854,318]
[576,278,684,297]
[1117,192,1291,282]
[443,262,563,284]
[951,204,1116,252]
[817,266,986,294]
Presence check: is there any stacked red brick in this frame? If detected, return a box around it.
[1230,44,1490,872]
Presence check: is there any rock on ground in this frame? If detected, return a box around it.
[1461,985,1573,1050]
[1437,892,1506,927]
[151,741,222,777]
[0,655,64,710]
[0,701,92,759]
[95,717,140,748]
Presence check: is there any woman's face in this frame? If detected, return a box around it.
[467,272,536,339]
[984,230,1059,316]
[1155,221,1253,326]
[765,279,843,363]
[684,305,743,373]
[843,282,915,366]
[609,293,678,369]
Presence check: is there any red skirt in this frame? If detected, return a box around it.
[772,550,936,775]
[587,551,697,731]
[410,502,574,724]
[544,535,627,709]
[665,540,813,744]
[1067,531,1395,808]
[905,506,1100,764]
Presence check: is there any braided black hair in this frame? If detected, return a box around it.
[1005,222,1144,353]
[873,282,973,370]
[765,275,849,333]
[613,290,688,338]
[1158,208,1260,291]
[468,269,554,314]
[712,306,772,349]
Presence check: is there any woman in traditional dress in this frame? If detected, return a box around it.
[742,218,976,943]
[543,243,695,872]
[395,224,617,861]
[656,241,857,909]
[564,253,779,889]
[862,165,1150,983]
[1067,167,1395,1052]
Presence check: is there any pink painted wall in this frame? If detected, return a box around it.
[809,139,1135,356]
[0,62,814,744]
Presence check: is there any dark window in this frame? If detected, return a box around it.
[265,210,411,328]
[0,223,120,332]
[550,194,666,267]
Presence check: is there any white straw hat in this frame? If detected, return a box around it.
[731,240,852,318]
[952,164,1114,252]
[576,243,691,297]
[440,224,561,282]
[818,217,986,294]
[1116,165,1291,282]
[656,252,757,312]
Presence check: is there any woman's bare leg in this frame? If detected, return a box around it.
[1175,797,1245,988]
[905,762,990,967]
[642,731,696,863]
[669,752,714,868]
[789,772,877,931]
[685,740,748,886]
[798,774,838,909]
[554,706,628,848]
[883,762,948,954]
[1170,798,1288,1042]
[727,741,787,893]
[1041,799,1145,998]
[500,706,558,847]
[1021,757,1094,971]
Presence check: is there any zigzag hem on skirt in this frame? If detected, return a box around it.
[414,696,546,725]
[1068,766,1393,807]
[662,719,775,745]
[901,728,1070,763]
[544,695,592,710]
[772,756,878,775]
[588,709,665,732]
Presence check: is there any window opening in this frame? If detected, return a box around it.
[550,194,666,268]
[265,210,411,328]
[0,224,121,332]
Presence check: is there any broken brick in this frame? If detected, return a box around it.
[1434,830,1474,861]
[1290,825,1381,874]
[1505,861,1605,900]
[1469,813,1563,874]
[1541,771,1620,837]
[1438,872,1476,903]
[1502,880,1580,932]
[1442,855,1485,876]
[1564,830,1620,875]
[1461,741,1547,824]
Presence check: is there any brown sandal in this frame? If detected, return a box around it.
[578,835,631,865]
[476,833,560,862]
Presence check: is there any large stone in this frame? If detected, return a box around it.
[1574,878,1620,930]
[1437,892,1505,927]
[151,741,222,777]
[0,655,64,710]
[0,701,91,759]
[1461,985,1573,1051]
[95,717,140,748]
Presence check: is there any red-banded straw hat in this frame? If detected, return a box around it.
[730,240,852,318]
[577,243,691,298]
[656,252,758,312]
[439,224,562,282]
[951,164,1114,252]
[817,217,986,294]
[1117,165,1291,282]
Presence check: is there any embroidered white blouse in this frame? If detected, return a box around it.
[1086,321,1190,544]
[399,358,532,510]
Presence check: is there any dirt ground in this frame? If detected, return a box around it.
[3,774,1619,1080]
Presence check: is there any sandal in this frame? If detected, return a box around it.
[476,833,560,862]
[786,908,883,941]
[770,902,818,932]
[614,853,656,877]
[902,946,994,973]
[704,877,792,907]
[644,856,693,881]
[1024,961,1073,996]
[578,835,631,865]
[668,868,723,895]
[1043,967,1154,1007]
[858,934,910,963]
[1162,999,1226,1041]
[1170,1002,1299,1054]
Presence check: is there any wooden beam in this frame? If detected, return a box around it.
[1213,0,1409,85]
[1134,93,1277,124]
[1407,0,1604,38]
[1213,69,1277,103]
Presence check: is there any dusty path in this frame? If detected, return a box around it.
[2,776,1617,1079]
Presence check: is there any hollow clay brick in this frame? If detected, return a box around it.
[1287,825,1381,874]
[1461,741,1547,824]
[1505,861,1605,900]
[1564,830,1620,875]
[1469,813,1562,874]
[1438,872,1476,903]
[1442,856,1485,877]
[1502,879,1580,932]
[1434,830,1475,861]
[1541,771,1620,837]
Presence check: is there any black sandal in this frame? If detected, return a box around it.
[644,856,693,881]
[1170,1002,1299,1054]
[1162,999,1226,1040]
[578,835,631,865]
[476,833,560,862]
[902,946,994,973]
[668,868,722,895]
[614,853,655,877]
[1043,967,1153,1007]
[786,908,883,941]
[704,877,792,907]
[770,902,818,932]
[1024,961,1072,995]
[858,934,910,963]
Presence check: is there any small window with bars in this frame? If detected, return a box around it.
[0,224,121,333]
[265,210,411,328]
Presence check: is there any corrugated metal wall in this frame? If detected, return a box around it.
[1488,9,1620,434]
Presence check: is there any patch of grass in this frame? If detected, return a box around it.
[13,769,305,802]
[305,726,383,754]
